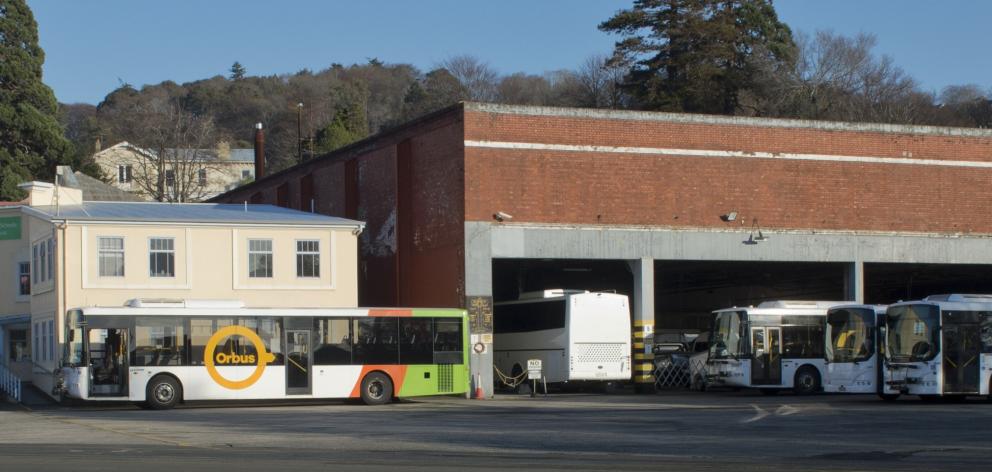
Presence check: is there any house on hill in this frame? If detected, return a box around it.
[93,142,257,202]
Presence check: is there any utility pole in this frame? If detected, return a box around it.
[297,102,304,164]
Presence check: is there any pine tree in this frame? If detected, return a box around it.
[599,0,795,114]
[229,61,246,81]
[0,0,72,200]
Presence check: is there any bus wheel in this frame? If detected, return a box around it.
[360,372,394,405]
[878,393,900,402]
[793,367,821,395]
[145,375,181,410]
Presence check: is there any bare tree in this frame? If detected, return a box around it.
[496,73,552,106]
[440,55,499,102]
[107,97,221,202]
[573,54,630,109]
[761,31,922,124]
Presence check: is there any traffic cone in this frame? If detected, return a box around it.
[473,374,485,399]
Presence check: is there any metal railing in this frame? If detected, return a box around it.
[0,363,22,403]
[653,354,707,391]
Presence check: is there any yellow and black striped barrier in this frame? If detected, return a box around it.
[632,320,655,388]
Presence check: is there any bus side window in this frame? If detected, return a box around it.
[433,318,463,364]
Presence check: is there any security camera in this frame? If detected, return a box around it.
[493,211,513,222]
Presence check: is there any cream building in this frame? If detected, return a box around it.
[93,141,257,202]
[0,181,363,396]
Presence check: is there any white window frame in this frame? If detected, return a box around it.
[17,261,30,297]
[149,237,176,278]
[97,236,125,277]
[295,239,320,278]
[248,239,273,278]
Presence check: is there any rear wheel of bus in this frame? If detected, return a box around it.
[145,375,182,410]
[360,372,394,405]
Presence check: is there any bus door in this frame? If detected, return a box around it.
[750,327,782,385]
[286,329,312,395]
[87,327,129,396]
[942,312,980,394]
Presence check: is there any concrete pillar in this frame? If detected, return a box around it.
[845,261,865,303]
[630,257,655,392]
[464,223,494,398]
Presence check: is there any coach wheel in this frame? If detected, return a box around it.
[793,367,821,395]
[878,393,900,402]
[360,372,394,405]
[145,375,181,410]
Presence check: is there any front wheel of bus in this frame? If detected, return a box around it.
[360,372,394,405]
[793,367,821,395]
[145,375,181,410]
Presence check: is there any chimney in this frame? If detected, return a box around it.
[253,123,265,179]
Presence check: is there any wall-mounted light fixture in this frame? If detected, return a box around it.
[720,211,738,222]
[493,211,513,222]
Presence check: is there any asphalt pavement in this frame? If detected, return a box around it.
[1,389,991,471]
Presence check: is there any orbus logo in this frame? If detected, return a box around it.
[204,326,276,390]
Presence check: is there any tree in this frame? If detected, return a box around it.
[314,83,368,154]
[599,0,795,114]
[758,31,924,124]
[102,94,221,202]
[441,55,499,102]
[0,0,73,199]
[400,68,467,120]
[229,62,246,81]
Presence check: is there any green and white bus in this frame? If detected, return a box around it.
[57,299,469,409]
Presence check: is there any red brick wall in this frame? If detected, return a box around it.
[215,108,466,307]
[464,109,992,234]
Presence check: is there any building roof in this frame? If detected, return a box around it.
[23,202,364,228]
[98,141,255,163]
[70,171,147,202]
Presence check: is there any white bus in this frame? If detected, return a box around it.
[493,290,631,387]
[57,299,469,409]
[882,294,992,400]
[704,301,846,395]
[824,304,895,398]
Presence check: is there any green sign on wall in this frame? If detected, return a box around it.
[0,216,21,240]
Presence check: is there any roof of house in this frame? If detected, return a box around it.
[98,141,254,163]
[23,202,364,227]
[70,171,147,202]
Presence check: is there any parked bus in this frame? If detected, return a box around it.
[824,304,896,399]
[882,294,992,400]
[704,300,846,395]
[493,290,631,387]
[57,299,468,409]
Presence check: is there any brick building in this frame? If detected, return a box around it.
[214,102,992,395]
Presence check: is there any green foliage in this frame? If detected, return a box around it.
[229,61,246,81]
[401,68,468,121]
[0,0,73,200]
[315,83,369,154]
[599,0,795,114]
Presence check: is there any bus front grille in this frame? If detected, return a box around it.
[438,364,453,392]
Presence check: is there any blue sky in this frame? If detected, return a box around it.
[28,0,992,105]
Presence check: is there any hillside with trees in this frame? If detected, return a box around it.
[6,0,989,194]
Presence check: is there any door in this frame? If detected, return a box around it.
[942,322,980,394]
[286,329,311,395]
[87,327,129,396]
[750,327,782,385]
